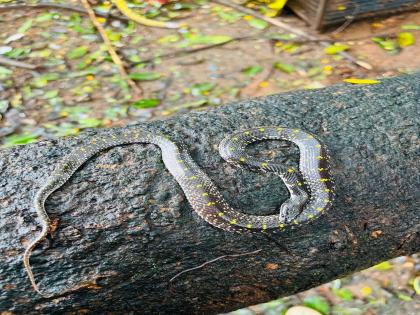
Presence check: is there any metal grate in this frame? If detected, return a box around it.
[287,0,420,30]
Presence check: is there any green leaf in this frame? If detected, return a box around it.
[44,123,80,137]
[0,66,12,79]
[373,261,393,271]
[179,34,232,47]
[324,43,349,54]
[216,10,243,23]
[274,62,295,73]
[401,24,420,30]
[372,37,399,52]
[413,276,420,295]
[397,293,412,302]
[248,18,268,30]
[397,32,415,47]
[43,89,59,99]
[78,118,102,129]
[131,98,160,109]
[17,19,33,33]
[191,82,215,96]
[304,296,330,315]
[67,46,89,59]
[4,47,31,59]
[158,34,180,44]
[271,33,298,40]
[129,72,161,81]
[31,73,60,88]
[242,65,263,76]
[2,132,39,148]
[332,288,354,301]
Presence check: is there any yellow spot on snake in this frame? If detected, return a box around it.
[297,182,303,186]
[316,207,323,211]
[320,178,329,182]
[246,224,253,229]
[316,156,324,160]
[288,168,295,173]
[196,184,203,188]
[261,162,268,167]
[189,176,197,180]
[239,157,246,162]
[233,137,239,141]
[229,147,235,151]
[202,193,209,196]
[218,212,224,216]
[262,224,267,230]
[315,144,321,148]
[230,219,237,224]
[293,129,299,133]
[318,168,325,171]
[307,214,315,219]
[277,127,283,132]
[80,148,86,152]
[112,135,117,139]
[293,220,299,225]
[244,131,250,135]
[259,128,265,132]
[207,202,216,206]
[279,223,285,229]
[307,135,314,139]
[177,159,184,163]
[324,199,331,203]
[325,188,331,192]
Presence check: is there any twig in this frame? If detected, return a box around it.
[0,3,129,22]
[79,0,142,98]
[169,249,262,283]
[0,56,38,70]
[212,0,372,70]
[135,35,254,64]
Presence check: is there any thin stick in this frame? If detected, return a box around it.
[79,0,142,98]
[0,3,129,22]
[169,249,262,283]
[0,56,38,70]
[212,0,372,70]
[136,35,254,64]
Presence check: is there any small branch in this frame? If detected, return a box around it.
[79,0,142,98]
[169,249,262,283]
[135,35,254,64]
[212,0,372,70]
[0,2,129,22]
[0,56,38,70]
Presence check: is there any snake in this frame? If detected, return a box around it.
[23,126,335,297]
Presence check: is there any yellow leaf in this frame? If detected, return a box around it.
[397,32,415,47]
[343,78,380,84]
[337,5,346,10]
[373,261,393,271]
[259,81,269,88]
[268,0,288,10]
[361,286,372,296]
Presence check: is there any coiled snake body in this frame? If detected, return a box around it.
[24,126,335,296]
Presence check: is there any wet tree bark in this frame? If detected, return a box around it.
[0,74,419,314]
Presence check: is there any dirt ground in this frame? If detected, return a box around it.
[0,1,418,314]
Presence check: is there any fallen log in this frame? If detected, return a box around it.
[0,74,419,314]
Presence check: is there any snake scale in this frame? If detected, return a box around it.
[24,126,335,296]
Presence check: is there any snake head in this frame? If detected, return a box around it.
[278,200,302,223]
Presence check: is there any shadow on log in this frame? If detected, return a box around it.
[0,74,419,314]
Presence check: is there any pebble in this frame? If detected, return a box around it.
[285,306,322,315]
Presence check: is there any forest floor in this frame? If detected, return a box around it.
[0,1,419,314]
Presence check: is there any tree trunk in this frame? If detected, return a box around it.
[0,74,418,314]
